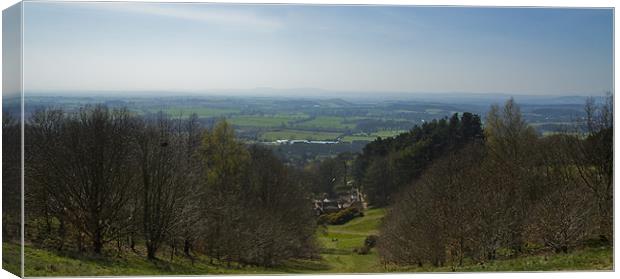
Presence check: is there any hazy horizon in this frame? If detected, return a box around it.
[24,88,610,98]
[18,2,614,96]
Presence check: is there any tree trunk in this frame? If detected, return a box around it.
[146,242,158,260]
[93,231,104,254]
[184,239,191,256]
[57,218,66,251]
[130,235,137,252]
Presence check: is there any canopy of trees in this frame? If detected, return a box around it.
[353,112,484,206]
[2,112,21,243]
[24,106,317,266]
[378,97,613,268]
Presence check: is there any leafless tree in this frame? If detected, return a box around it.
[26,105,137,254]
[133,112,192,259]
[569,94,613,242]
[3,112,22,242]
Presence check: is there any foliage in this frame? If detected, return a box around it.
[354,112,484,206]
[317,207,361,225]
[364,235,378,249]
[23,109,317,267]
[377,98,612,268]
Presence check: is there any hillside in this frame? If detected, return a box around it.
[4,207,611,276]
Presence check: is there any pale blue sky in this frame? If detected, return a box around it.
[22,2,613,95]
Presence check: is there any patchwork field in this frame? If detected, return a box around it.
[227,114,311,128]
[159,107,240,118]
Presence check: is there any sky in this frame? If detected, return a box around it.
[20,2,613,96]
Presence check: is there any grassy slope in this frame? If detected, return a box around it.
[316,207,386,273]
[10,207,613,276]
[388,246,613,272]
[2,242,21,276]
[13,243,291,276]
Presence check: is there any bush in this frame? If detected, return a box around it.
[317,214,330,225]
[354,245,370,255]
[353,235,378,255]
[317,207,361,225]
[365,235,378,248]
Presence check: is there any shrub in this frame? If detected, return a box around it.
[317,207,361,225]
[365,235,378,248]
[354,245,370,255]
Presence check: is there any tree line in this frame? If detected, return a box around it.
[377,97,613,268]
[23,105,317,266]
[353,112,484,206]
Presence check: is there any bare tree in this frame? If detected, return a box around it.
[134,112,191,259]
[27,105,137,254]
[570,94,613,242]
[3,112,22,243]
[524,135,595,253]
[484,98,540,254]
[378,144,485,267]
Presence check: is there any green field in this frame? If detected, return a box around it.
[9,207,613,276]
[389,246,613,272]
[425,108,446,114]
[295,116,356,130]
[2,242,21,276]
[159,107,240,118]
[260,130,342,141]
[315,207,386,273]
[341,130,407,143]
[227,115,303,128]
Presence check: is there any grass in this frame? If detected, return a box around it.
[260,130,342,141]
[227,115,303,128]
[388,246,613,272]
[334,207,385,234]
[13,243,281,276]
[314,207,387,273]
[294,116,356,130]
[10,208,387,276]
[2,241,21,277]
[9,207,613,275]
